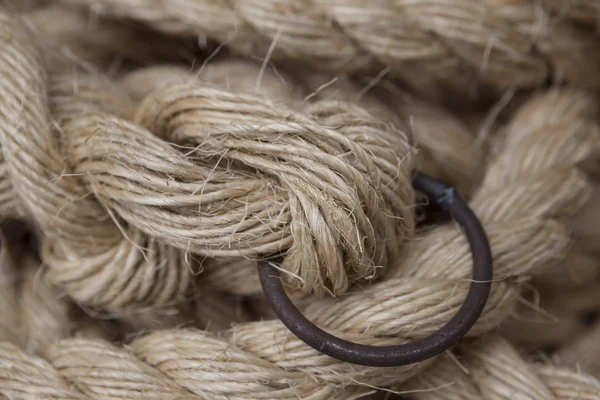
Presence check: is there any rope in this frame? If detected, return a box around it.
[57,0,600,90]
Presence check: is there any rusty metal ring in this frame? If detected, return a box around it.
[258,171,493,367]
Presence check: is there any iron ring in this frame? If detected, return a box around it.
[258,171,493,367]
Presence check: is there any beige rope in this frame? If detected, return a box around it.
[0,335,379,400]
[112,86,599,396]
[0,342,89,400]
[2,331,600,399]
[122,60,488,302]
[0,229,117,356]
[402,335,600,399]
[49,67,263,309]
[557,320,600,380]
[19,85,591,398]
[0,23,194,312]
[0,62,250,336]
[283,67,487,196]
[0,226,247,361]
[57,0,600,91]
[22,4,197,73]
[500,281,600,350]
[0,14,415,312]
[1,6,599,399]
[0,228,23,346]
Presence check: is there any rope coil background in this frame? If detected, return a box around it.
[0,1,600,399]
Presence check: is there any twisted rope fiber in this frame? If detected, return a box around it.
[84,86,600,397]
[123,61,488,299]
[0,228,251,347]
[1,44,482,312]
[0,11,418,316]
[0,235,116,356]
[3,333,600,400]
[557,315,600,380]
[58,0,600,90]
[20,4,198,74]
[401,334,600,399]
[3,76,597,398]
[281,66,488,196]
[499,191,600,348]
[1,6,600,400]
[500,282,600,349]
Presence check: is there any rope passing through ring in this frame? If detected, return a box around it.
[258,171,493,367]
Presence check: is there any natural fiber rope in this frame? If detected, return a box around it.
[57,0,600,91]
[124,60,487,300]
[1,5,600,399]
[281,66,487,196]
[402,335,600,399]
[115,60,488,300]
[498,185,600,349]
[99,85,597,397]
[0,13,415,311]
[2,82,591,398]
[501,281,600,349]
[2,332,600,399]
[557,319,600,380]
[21,4,198,73]
[2,0,595,326]
[0,223,253,355]
[0,230,115,356]
[0,34,257,323]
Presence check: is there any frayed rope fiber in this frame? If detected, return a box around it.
[1,2,600,399]
[59,0,600,91]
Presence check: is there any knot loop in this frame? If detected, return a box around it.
[134,84,415,294]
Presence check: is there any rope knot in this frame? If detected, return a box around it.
[133,85,415,295]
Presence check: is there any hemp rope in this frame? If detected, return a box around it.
[3,63,251,334]
[127,60,488,300]
[120,58,487,197]
[1,333,599,399]
[401,335,600,399]
[2,79,594,399]
[557,319,600,380]
[22,4,198,73]
[10,55,489,308]
[0,51,461,308]
[1,5,600,399]
[496,135,600,349]
[57,0,600,92]
[280,66,488,197]
[494,176,600,350]
[0,229,114,355]
[501,281,600,350]
[4,10,489,310]
[0,223,253,354]
[0,12,417,311]
[112,84,598,397]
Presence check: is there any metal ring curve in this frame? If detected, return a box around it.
[258,171,493,367]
